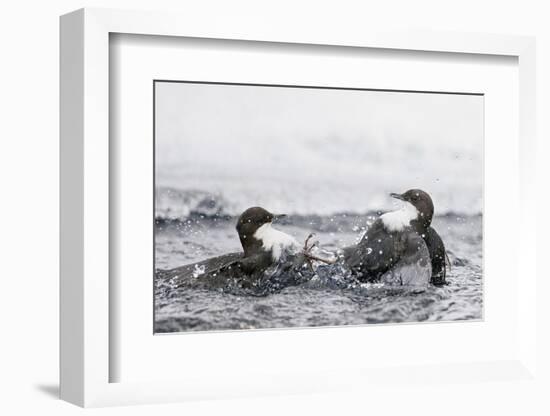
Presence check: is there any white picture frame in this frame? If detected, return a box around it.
[60,7,537,407]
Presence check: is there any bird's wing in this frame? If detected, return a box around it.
[379,231,431,286]
[232,252,273,275]
[343,219,407,280]
[157,252,244,285]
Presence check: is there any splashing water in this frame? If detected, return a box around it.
[154,212,482,333]
[192,264,206,278]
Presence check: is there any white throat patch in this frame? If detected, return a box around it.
[253,223,299,260]
[380,201,418,232]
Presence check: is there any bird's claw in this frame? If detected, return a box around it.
[303,233,317,253]
[301,233,337,266]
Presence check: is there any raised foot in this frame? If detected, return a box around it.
[302,233,337,267]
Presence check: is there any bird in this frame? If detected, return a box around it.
[343,189,447,286]
[233,206,301,273]
[158,207,309,289]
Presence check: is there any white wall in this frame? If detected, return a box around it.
[1,1,548,415]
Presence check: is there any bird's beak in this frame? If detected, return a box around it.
[272,214,287,222]
[390,192,405,201]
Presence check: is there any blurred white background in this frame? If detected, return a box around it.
[156,82,483,216]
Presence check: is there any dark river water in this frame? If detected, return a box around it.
[154,213,483,333]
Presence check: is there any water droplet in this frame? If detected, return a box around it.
[192,264,206,278]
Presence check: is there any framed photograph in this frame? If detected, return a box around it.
[60,8,537,407]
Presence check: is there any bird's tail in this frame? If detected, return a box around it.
[445,250,452,272]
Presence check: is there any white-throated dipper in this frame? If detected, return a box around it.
[234,206,301,274]
[160,207,304,288]
[343,189,447,286]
